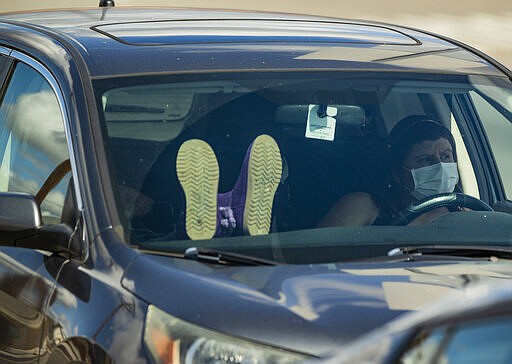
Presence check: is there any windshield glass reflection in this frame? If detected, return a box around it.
[95,71,512,263]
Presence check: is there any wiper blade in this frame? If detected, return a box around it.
[389,245,512,259]
[184,247,279,266]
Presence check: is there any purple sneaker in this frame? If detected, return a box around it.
[230,134,282,236]
[176,139,219,240]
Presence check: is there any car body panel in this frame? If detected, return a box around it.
[122,252,512,355]
[0,248,57,363]
[315,282,512,364]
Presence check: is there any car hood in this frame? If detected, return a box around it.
[122,254,512,357]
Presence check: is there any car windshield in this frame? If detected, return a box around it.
[94,71,512,263]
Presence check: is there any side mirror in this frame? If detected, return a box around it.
[0,192,79,257]
[0,192,41,242]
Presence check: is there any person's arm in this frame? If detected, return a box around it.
[318,192,380,227]
[407,207,450,226]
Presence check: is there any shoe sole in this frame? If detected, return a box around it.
[243,134,282,236]
[176,139,219,240]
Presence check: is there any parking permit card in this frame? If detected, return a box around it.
[305,104,336,141]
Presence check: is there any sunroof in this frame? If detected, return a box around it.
[92,19,420,46]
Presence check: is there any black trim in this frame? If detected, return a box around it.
[0,56,14,104]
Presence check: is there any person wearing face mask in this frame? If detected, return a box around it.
[318,115,461,227]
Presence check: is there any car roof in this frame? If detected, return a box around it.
[0,7,503,78]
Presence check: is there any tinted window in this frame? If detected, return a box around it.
[0,62,70,224]
[470,87,512,198]
[95,72,512,263]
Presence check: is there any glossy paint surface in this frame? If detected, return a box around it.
[0,9,503,78]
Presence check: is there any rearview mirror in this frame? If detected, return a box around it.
[275,104,366,127]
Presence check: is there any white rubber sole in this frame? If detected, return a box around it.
[243,134,282,236]
[176,139,219,240]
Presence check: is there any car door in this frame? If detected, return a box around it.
[0,51,73,363]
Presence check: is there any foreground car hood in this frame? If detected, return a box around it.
[122,254,512,356]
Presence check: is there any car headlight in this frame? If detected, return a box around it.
[144,305,309,364]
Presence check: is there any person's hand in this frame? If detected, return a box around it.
[219,206,236,230]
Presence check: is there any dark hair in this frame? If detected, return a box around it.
[369,115,458,223]
[387,115,457,168]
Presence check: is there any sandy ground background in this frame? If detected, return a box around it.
[0,0,511,68]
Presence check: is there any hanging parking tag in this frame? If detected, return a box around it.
[305,104,337,141]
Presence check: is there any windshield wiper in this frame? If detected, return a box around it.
[184,247,279,266]
[388,245,512,260]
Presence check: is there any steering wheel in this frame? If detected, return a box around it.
[392,192,493,226]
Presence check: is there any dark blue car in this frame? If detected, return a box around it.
[0,4,511,364]
[314,281,512,364]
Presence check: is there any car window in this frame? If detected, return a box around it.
[399,329,445,364]
[400,317,512,364]
[470,89,512,199]
[0,62,71,224]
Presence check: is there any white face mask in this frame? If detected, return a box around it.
[410,162,459,199]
